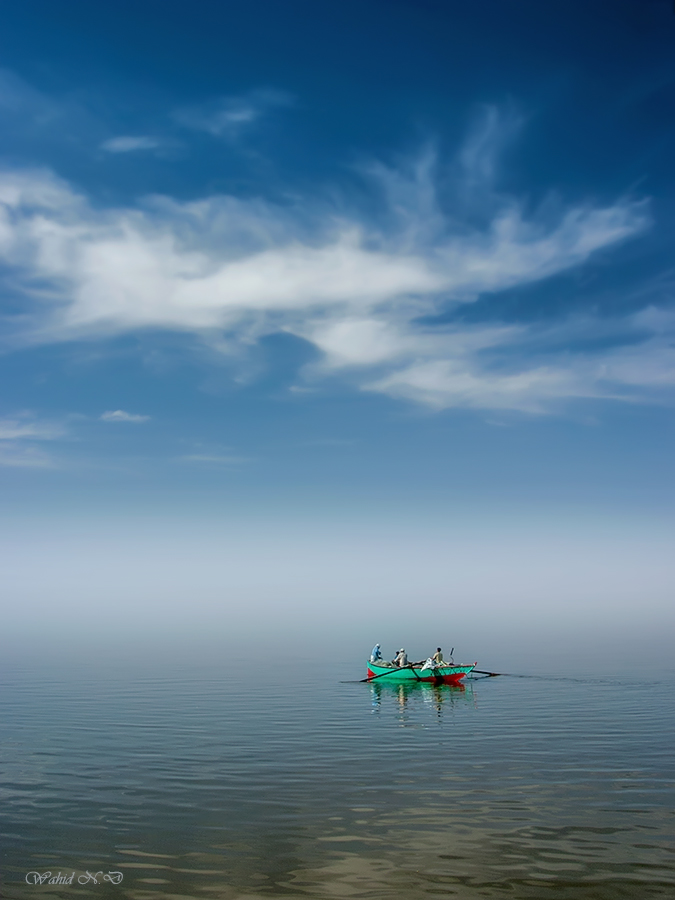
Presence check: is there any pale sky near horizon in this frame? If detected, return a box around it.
[1,1,674,650]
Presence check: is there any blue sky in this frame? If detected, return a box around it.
[1,1,674,651]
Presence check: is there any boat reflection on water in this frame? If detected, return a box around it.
[370,678,476,721]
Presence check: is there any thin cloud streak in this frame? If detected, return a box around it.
[0,414,66,468]
[0,445,55,468]
[0,416,66,440]
[173,88,293,138]
[100,136,163,153]
[179,453,250,465]
[100,410,150,423]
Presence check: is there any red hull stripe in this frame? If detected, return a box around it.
[366,668,467,685]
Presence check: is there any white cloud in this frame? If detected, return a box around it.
[349,309,675,412]
[0,414,65,468]
[100,136,162,153]
[0,128,661,413]
[180,454,248,465]
[0,415,65,440]
[367,358,588,412]
[100,410,150,423]
[460,105,524,192]
[173,89,292,138]
[0,445,55,468]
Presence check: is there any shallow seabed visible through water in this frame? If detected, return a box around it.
[1,652,674,900]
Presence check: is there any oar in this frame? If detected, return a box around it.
[360,664,419,683]
[471,669,502,677]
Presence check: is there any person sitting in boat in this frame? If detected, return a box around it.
[393,648,408,667]
[370,643,383,663]
[432,647,444,666]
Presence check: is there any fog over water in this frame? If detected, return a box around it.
[3,509,673,678]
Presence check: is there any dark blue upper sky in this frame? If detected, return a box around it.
[1,0,674,523]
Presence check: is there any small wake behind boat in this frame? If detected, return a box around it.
[366,660,476,685]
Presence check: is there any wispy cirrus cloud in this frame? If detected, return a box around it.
[352,307,675,412]
[0,69,64,125]
[0,68,179,163]
[180,453,249,465]
[100,410,150,423]
[100,136,164,154]
[0,415,65,440]
[173,88,293,138]
[0,107,662,414]
[178,440,249,465]
[0,68,291,162]
[0,414,65,468]
[459,104,525,194]
[0,445,55,468]
[0,68,118,157]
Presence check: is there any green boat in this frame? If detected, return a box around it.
[366,660,476,685]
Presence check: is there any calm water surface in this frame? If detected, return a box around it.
[1,653,674,900]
